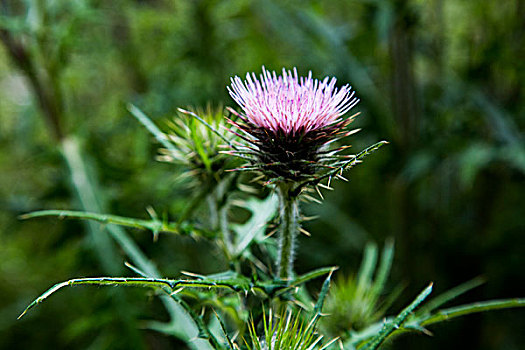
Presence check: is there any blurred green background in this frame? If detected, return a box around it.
[1,0,524,349]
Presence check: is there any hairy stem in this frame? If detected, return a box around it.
[277,184,300,280]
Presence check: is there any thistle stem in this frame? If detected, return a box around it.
[277,184,300,280]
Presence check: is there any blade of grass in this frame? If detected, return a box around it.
[62,137,121,273]
[128,104,178,153]
[370,239,394,298]
[357,242,378,294]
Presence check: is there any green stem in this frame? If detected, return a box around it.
[207,182,241,273]
[277,184,300,280]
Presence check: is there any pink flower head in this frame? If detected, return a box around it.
[226,67,360,182]
[227,67,359,136]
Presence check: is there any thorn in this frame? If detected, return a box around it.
[264,229,278,238]
[237,183,258,194]
[226,106,240,116]
[170,287,184,295]
[231,332,239,342]
[146,206,158,219]
[420,327,434,336]
[301,215,319,222]
[335,174,348,182]
[230,199,246,208]
[292,299,309,310]
[251,256,268,273]
[17,309,28,320]
[152,230,159,242]
[250,174,265,183]
[299,227,311,237]
[124,261,149,277]
[180,270,205,279]
[317,183,333,191]
[347,111,361,120]
[302,194,322,204]
[346,128,361,136]
[315,186,325,200]
[330,266,340,272]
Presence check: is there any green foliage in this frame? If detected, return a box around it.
[231,194,279,258]
[132,104,238,183]
[19,209,207,237]
[245,309,336,350]
[359,283,433,350]
[322,241,399,336]
[345,292,525,350]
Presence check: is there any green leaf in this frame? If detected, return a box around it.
[19,209,212,238]
[18,274,255,320]
[212,309,236,350]
[291,267,338,288]
[416,276,485,316]
[18,277,176,319]
[297,140,389,191]
[419,298,525,327]
[232,193,279,256]
[361,283,433,350]
[312,269,335,324]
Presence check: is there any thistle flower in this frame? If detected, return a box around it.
[225,67,365,280]
[227,67,360,184]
